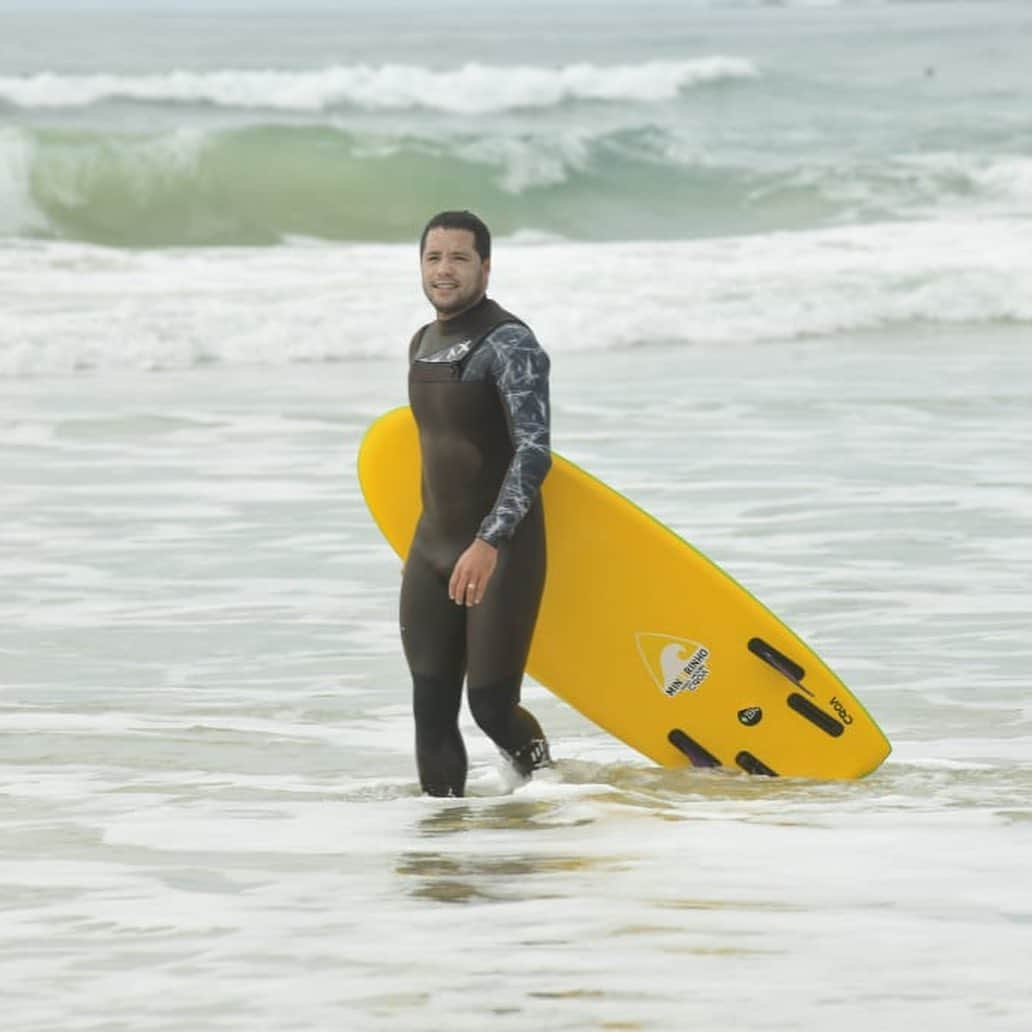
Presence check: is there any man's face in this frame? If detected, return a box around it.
[421,227,490,319]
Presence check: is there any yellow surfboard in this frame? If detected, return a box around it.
[359,406,890,780]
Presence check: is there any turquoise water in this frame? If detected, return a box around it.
[2,1,1030,244]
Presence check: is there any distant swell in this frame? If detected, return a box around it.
[0,58,759,114]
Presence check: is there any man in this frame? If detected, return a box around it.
[400,210,552,797]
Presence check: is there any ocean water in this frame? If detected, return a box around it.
[2,2,1031,1030]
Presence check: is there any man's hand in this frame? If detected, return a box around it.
[449,538,498,607]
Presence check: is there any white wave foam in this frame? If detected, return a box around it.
[968,155,1032,213]
[3,216,1031,378]
[0,58,759,115]
[457,132,592,192]
[31,127,209,215]
[0,128,48,236]
[780,152,1032,220]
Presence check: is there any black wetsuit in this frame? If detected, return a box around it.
[400,296,552,797]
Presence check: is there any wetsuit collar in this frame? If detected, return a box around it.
[433,294,492,337]
[414,295,525,364]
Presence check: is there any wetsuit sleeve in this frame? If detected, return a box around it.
[476,324,553,546]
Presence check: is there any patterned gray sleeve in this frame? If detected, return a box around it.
[465,323,552,546]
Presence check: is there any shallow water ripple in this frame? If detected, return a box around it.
[3,332,1031,1029]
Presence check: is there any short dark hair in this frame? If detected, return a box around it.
[419,210,491,261]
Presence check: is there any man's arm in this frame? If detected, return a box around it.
[476,323,553,546]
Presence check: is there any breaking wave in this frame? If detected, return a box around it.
[3,124,1031,247]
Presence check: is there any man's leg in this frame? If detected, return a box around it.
[400,549,467,796]
[465,525,550,777]
[467,671,551,777]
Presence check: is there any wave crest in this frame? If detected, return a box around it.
[0,58,759,115]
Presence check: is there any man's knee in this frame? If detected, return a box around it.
[467,675,520,739]
[412,673,461,735]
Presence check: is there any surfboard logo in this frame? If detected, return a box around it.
[635,633,711,698]
[738,706,763,727]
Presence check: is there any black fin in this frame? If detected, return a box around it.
[668,729,721,768]
[748,637,812,695]
[736,751,778,777]
[787,693,844,737]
